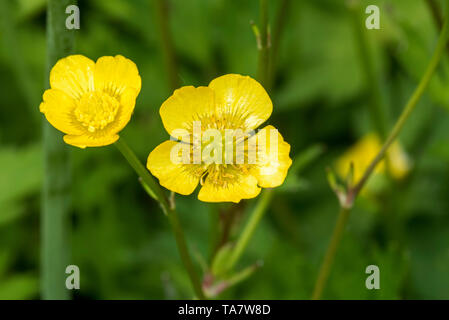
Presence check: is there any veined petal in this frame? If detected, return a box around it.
[63,133,119,149]
[103,87,139,134]
[159,86,216,139]
[50,55,95,99]
[250,125,292,188]
[198,170,261,203]
[39,88,84,135]
[208,74,272,131]
[147,140,205,195]
[94,55,141,98]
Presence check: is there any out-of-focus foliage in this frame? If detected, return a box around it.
[0,0,449,299]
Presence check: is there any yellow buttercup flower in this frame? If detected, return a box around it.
[337,133,411,184]
[39,55,141,148]
[147,74,292,203]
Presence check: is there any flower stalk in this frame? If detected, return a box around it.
[311,207,350,300]
[221,0,299,276]
[350,1,389,139]
[225,190,274,272]
[225,144,324,273]
[256,0,270,88]
[312,2,449,300]
[222,0,272,274]
[41,0,76,300]
[154,0,179,91]
[268,0,290,90]
[114,138,206,299]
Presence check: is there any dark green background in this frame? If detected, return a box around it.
[1,0,449,299]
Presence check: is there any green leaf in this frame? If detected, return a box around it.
[0,144,42,225]
[0,274,38,300]
[211,243,234,277]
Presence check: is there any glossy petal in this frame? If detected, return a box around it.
[63,133,119,149]
[249,125,292,188]
[39,88,84,135]
[208,74,272,130]
[94,55,142,98]
[198,169,261,203]
[147,140,205,195]
[159,86,216,139]
[50,55,95,99]
[105,87,139,134]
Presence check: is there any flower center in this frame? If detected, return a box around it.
[197,129,249,165]
[74,92,119,133]
[200,163,250,188]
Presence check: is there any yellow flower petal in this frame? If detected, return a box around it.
[63,133,119,149]
[91,56,141,136]
[50,55,95,99]
[42,55,141,149]
[208,74,272,130]
[387,141,411,179]
[198,170,261,203]
[103,87,139,134]
[249,125,292,188]
[159,86,216,139]
[94,55,142,98]
[147,140,205,195]
[39,88,84,135]
[151,73,286,202]
[336,133,385,182]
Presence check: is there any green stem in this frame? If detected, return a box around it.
[426,0,443,29]
[41,0,76,300]
[208,205,221,263]
[225,144,324,273]
[350,1,388,139]
[216,0,273,276]
[224,0,271,271]
[311,207,350,300]
[114,139,168,209]
[154,0,179,91]
[257,0,270,88]
[268,0,290,90]
[114,139,206,299]
[226,190,273,271]
[166,208,206,299]
[352,6,449,197]
[312,3,449,299]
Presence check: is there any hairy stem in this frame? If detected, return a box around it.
[41,0,76,300]
[268,0,291,90]
[257,0,270,88]
[311,207,350,300]
[226,144,324,273]
[226,190,274,271]
[114,139,206,299]
[352,9,449,197]
[312,3,449,299]
[350,2,388,139]
[154,0,179,91]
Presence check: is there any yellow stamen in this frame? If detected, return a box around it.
[74,92,120,132]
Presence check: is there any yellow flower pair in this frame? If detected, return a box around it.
[40,55,292,203]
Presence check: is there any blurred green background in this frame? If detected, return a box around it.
[1,0,449,299]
